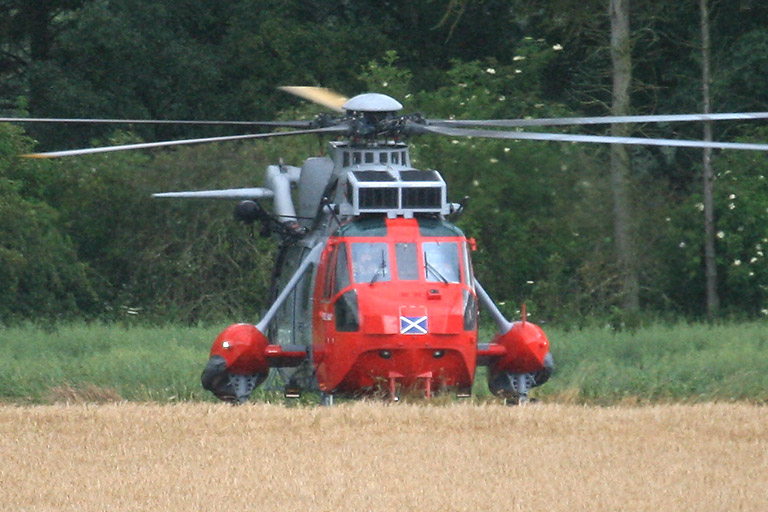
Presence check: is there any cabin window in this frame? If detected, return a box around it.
[401,151,408,165]
[379,153,388,164]
[351,242,391,283]
[365,152,374,163]
[353,152,362,165]
[343,151,350,167]
[423,241,461,283]
[323,244,350,298]
[335,290,359,331]
[395,243,419,280]
[392,152,399,165]
[323,248,336,298]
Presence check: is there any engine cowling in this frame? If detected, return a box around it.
[491,321,550,375]
[209,323,269,374]
[487,321,554,401]
[201,323,270,402]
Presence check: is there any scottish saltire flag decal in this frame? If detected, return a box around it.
[400,315,428,335]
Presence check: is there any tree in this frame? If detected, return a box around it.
[609,0,639,312]
[700,0,719,318]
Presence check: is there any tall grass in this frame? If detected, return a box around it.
[0,324,218,403]
[2,322,767,404]
[538,322,768,404]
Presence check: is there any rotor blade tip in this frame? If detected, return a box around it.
[279,86,348,112]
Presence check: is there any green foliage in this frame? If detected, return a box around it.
[536,321,768,404]
[659,128,768,318]
[0,124,97,324]
[42,140,279,324]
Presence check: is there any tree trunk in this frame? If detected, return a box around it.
[609,0,639,312]
[700,0,719,319]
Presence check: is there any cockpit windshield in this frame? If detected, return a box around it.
[351,242,391,283]
[423,241,460,283]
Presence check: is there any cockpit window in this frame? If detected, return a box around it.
[351,242,391,283]
[395,243,419,280]
[423,241,461,283]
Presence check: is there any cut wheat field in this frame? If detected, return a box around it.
[1,402,766,511]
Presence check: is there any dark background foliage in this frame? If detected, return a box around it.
[3,0,768,325]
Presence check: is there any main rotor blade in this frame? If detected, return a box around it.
[429,112,768,128]
[22,125,348,158]
[413,124,768,151]
[279,86,348,113]
[0,117,313,128]
[153,187,274,199]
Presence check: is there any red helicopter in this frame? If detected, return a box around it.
[9,86,768,404]
[181,89,556,405]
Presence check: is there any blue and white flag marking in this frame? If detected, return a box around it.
[400,315,428,335]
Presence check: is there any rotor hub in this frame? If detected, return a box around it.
[343,93,403,113]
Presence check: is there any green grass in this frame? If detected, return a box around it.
[535,322,768,404]
[0,324,219,403]
[1,322,767,404]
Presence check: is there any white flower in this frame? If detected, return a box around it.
[679,242,686,248]
[452,140,460,144]
[504,147,511,153]
[729,193,736,200]
[526,280,535,284]
[695,202,705,211]
[472,179,479,187]
[734,259,742,266]
[751,257,758,263]
[729,203,736,210]
[762,309,768,316]
[382,81,388,87]
[513,55,526,61]
[514,69,523,74]
[489,158,499,164]
[486,68,496,74]
[717,231,725,239]
[553,44,563,51]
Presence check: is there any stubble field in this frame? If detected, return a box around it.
[1,401,766,511]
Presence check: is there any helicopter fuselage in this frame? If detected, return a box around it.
[312,216,477,396]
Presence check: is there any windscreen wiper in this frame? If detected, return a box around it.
[424,254,448,284]
[369,250,388,285]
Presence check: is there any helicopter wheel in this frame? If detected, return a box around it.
[320,391,334,406]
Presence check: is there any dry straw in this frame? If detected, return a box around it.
[1,402,766,511]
